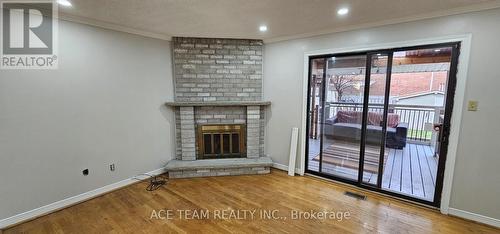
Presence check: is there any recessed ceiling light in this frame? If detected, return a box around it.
[434,49,441,52]
[57,0,72,7]
[337,8,349,16]
[259,25,268,32]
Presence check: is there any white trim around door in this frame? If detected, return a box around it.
[298,34,472,214]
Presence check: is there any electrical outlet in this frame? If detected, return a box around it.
[110,164,115,171]
[468,100,478,111]
[82,169,89,176]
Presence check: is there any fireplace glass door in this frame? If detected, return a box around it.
[198,124,245,159]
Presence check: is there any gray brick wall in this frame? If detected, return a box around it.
[173,37,263,102]
[175,106,265,159]
[175,110,181,159]
[180,107,196,161]
[259,106,265,156]
[172,37,266,161]
[246,106,261,158]
[194,106,246,124]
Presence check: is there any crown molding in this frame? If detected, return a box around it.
[58,12,172,41]
[264,1,500,43]
[53,1,500,43]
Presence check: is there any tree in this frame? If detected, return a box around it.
[330,74,356,102]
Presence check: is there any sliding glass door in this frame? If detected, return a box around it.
[305,43,460,207]
[321,55,367,181]
[361,52,391,186]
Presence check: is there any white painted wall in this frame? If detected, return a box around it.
[264,8,500,220]
[0,20,175,220]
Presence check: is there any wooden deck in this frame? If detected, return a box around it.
[308,139,438,201]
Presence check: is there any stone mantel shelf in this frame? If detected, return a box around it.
[165,101,271,107]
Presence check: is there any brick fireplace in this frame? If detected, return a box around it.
[165,37,272,178]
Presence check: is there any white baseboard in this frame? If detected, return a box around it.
[3,166,498,230]
[272,163,301,175]
[273,161,500,228]
[448,208,500,228]
[0,167,166,229]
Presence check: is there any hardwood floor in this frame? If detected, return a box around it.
[4,170,499,233]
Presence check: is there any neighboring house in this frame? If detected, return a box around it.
[396,91,445,107]
[327,63,450,105]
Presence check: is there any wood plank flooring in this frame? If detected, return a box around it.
[308,139,437,201]
[4,170,499,233]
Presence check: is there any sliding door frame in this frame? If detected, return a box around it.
[304,42,461,208]
[376,52,394,187]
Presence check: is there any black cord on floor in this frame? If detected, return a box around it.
[146,175,167,191]
[134,173,168,191]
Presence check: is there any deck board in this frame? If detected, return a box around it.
[389,148,403,191]
[381,149,395,189]
[422,145,438,185]
[401,146,413,195]
[308,139,437,201]
[409,144,425,198]
[417,144,435,201]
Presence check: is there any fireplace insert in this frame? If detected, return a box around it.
[197,124,246,159]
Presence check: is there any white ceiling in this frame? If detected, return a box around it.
[59,0,500,42]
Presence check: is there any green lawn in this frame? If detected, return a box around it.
[407,129,432,140]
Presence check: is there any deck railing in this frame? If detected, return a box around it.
[323,102,442,143]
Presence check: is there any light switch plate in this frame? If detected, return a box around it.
[468,100,478,111]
